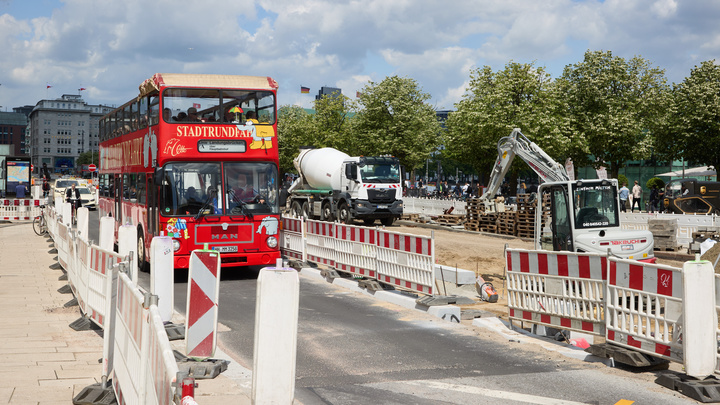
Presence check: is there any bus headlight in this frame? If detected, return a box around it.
[172,239,181,252]
[267,236,278,249]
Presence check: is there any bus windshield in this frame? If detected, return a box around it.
[572,183,619,229]
[162,88,276,124]
[160,162,279,217]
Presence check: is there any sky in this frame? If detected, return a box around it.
[0,0,719,112]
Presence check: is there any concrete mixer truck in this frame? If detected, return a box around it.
[287,147,403,226]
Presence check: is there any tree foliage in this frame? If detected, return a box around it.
[554,50,669,179]
[76,151,98,166]
[353,76,442,171]
[657,60,720,171]
[277,105,313,174]
[444,61,562,182]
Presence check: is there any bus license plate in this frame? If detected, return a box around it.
[213,246,238,253]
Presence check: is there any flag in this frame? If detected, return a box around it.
[78,87,86,91]
[356,91,362,98]
[193,103,201,109]
[300,86,310,94]
[46,84,52,89]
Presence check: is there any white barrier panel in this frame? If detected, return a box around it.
[185,249,221,359]
[151,237,174,323]
[118,224,138,284]
[306,220,335,267]
[85,245,124,329]
[376,229,435,294]
[57,221,70,270]
[61,201,72,227]
[620,212,718,248]
[605,257,683,363]
[0,199,42,220]
[334,222,378,278]
[99,215,115,252]
[76,207,89,242]
[402,197,467,217]
[280,216,305,261]
[145,305,181,405]
[505,249,606,336]
[253,266,299,404]
[112,272,148,404]
[683,260,717,378]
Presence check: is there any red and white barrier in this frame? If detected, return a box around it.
[306,220,335,267]
[334,222,378,278]
[605,257,684,363]
[280,216,306,261]
[0,198,42,220]
[186,249,221,359]
[375,229,435,294]
[506,249,606,335]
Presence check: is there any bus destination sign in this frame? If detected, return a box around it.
[197,140,247,153]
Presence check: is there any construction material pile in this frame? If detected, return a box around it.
[464,195,537,238]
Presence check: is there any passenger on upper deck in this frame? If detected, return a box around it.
[186,107,200,122]
[246,111,259,124]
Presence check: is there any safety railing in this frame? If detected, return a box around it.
[0,198,44,220]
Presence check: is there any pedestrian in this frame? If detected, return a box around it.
[618,182,629,213]
[42,179,50,198]
[648,185,659,213]
[15,183,27,198]
[631,180,643,213]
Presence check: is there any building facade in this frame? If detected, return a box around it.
[28,94,113,174]
[0,112,29,156]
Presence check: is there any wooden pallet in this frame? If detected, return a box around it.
[436,214,465,225]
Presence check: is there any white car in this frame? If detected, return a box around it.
[77,187,96,210]
[53,179,80,201]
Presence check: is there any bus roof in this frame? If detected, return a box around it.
[139,73,278,98]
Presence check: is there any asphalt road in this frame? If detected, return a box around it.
[86,211,696,404]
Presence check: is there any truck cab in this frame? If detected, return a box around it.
[341,156,403,225]
[537,179,655,261]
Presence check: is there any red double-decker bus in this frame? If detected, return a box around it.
[98,73,281,271]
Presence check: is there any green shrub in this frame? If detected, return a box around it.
[617,174,629,187]
[646,177,665,190]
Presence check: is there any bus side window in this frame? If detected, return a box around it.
[149,95,160,126]
[137,173,146,204]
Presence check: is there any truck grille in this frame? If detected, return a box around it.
[367,188,395,203]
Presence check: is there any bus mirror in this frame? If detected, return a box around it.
[153,168,164,184]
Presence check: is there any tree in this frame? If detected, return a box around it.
[76,151,98,166]
[658,60,720,171]
[445,61,563,187]
[554,50,669,179]
[353,76,442,171]
[277,105,313,174]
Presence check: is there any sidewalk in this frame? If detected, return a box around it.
[0,222,251,404]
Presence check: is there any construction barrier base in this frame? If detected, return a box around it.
[320,268,340,281]
[50,262,61,270]
[57,284,72,294]
[174,350,229,379]
[58,272,68,281]
[416,295,476,307]
[165,323,185,341]
[72,382,117,405]
[358,279,385,292]
[585,343,670,369]
[69,316,100,332]
[64,297,78,307]
[656,373,720,403]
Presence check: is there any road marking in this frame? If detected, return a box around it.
[615,401,634,405]
[403,380,594,405]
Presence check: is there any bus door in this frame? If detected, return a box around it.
[147,175,158,236]
[114,173,122,225]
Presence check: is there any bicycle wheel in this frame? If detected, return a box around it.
[33,216,46,236]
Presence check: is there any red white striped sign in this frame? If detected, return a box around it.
[186,250,221,359]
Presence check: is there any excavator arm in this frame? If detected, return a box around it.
[480,128,569,202]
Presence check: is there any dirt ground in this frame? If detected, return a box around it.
[392,222,688,318]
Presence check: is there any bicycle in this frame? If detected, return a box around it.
[67,198,79,225]
[33,205,48,236]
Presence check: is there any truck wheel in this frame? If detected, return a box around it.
[338,203,353,224]
[321,202,334,222]
[291,201,303,218]
[301,201,311,219]
[381,217,394,227]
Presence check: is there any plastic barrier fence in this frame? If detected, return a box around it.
[306,220,335,267]
[506,249,607,336]
[334,222,378,279]
[57,221,70,270]
[0,198,43,220]
[281,216,305,261]
[375,229,435,294]
[402,197,467,216]
[605,257,684,363]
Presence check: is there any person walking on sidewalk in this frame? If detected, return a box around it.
[631,180,643,213]
[619,182,629,212]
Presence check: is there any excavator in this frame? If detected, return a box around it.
[480,128,655,262]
